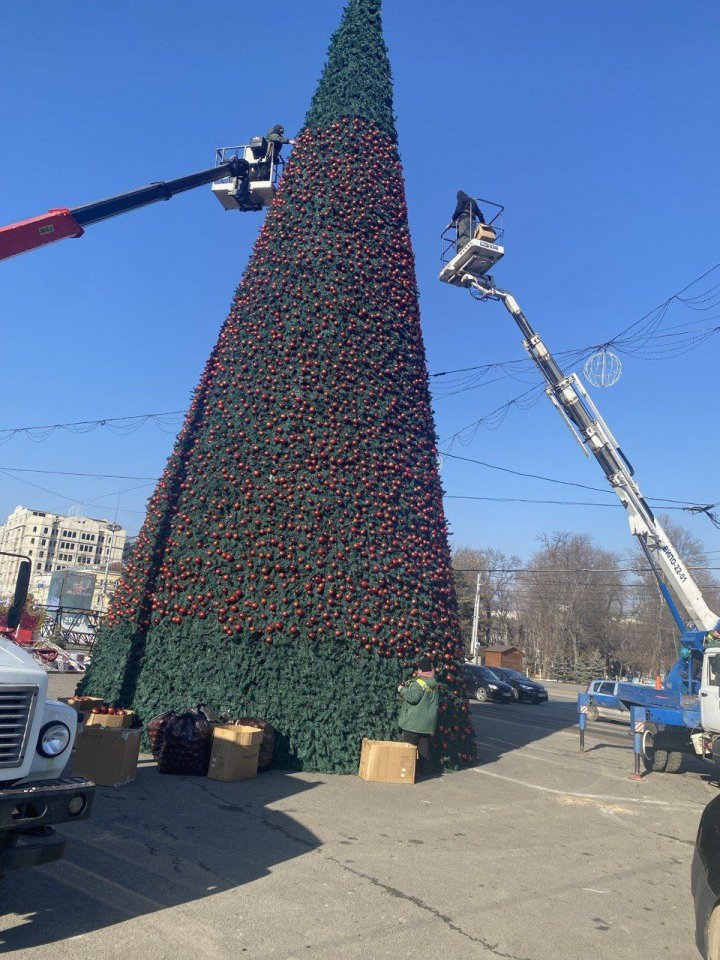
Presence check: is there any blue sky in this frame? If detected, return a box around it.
[1,1,719,566]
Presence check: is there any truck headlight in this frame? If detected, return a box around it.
[37,722,71,758]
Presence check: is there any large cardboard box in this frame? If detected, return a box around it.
[85,710,136,729]
[358,739,417,784]
[208,724,263,782]
[72,726,141,787]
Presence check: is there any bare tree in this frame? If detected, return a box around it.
[450,519,718,681]
[514,532,625,678]
[622,514,720,677]
[452,546,520,656]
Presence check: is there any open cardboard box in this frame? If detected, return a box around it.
[208,724,263,782]
[85,710,136,729]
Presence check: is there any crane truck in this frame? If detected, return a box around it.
[439,199,720,776]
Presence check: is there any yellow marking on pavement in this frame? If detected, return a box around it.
[558,795,636,815]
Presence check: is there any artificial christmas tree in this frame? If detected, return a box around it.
[82,0,476,772]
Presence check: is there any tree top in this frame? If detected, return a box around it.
[304,0,397,139]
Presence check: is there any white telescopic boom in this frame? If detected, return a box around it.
[467,276,718,633]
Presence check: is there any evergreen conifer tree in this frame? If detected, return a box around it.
[587,648,606,680]
[81,0,476,773]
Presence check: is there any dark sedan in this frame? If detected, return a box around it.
[463,664,514,703]
[494,668,549,704]
[693,793,720,958]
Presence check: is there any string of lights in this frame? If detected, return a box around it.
[431,263,720,403]
[1,267,719,447]
[0,410,186,445]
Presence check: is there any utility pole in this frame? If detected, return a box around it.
[470,572,482,663]
[99,493,121,614]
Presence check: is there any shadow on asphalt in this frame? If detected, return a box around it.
[0,766,321,951]
[470,695,720,784]
[581,742,631,754]
[469,694,582,762]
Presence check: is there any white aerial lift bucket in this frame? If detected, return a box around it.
[212,140,282,212]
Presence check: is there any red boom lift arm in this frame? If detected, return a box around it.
[0,156,249,263]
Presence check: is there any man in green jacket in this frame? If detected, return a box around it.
[398,656,440,769]
[265,124,295,166]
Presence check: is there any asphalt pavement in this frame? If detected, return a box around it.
[0,679,712,959]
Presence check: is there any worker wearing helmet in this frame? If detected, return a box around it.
[451,190,485,252]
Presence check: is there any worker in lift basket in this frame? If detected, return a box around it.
[265,124,295,165]
[451,190,485,252]
[398,655,440,772]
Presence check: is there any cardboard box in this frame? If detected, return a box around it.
[72,726,142,787]
[473,224,497,243]
[85,710,136,729]
[358,739,417,784]
[208,724,262,782]
[60,696,105,713]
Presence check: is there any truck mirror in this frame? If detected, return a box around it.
[6,560,31,630]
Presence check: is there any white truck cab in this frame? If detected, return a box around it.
[0,555,93,874]
[701,649,720,743]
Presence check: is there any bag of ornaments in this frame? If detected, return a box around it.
[147,704,219,775]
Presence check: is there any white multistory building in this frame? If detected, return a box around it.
[0,506,127,611]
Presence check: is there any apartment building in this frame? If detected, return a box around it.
[0,505,127,608]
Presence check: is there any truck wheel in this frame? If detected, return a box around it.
[476,687,489,702]
[642,731,668,772]
[586,702,599,722]
[0,833,17,886]
[665,751,683,774]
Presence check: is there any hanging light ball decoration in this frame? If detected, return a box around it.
[583,347,622,388]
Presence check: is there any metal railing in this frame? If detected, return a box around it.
[214,144,284,188]
[441,197,505,266]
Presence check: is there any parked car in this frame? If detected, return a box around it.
[494,668,548,704]
[585,679,628,722]
[692,793,720,959]
[463,664,514,703]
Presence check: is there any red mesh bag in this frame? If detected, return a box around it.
[147,705,218,775]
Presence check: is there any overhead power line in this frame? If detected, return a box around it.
[432,262,720,396]
[437,263,720,446]
[444,494,706,514]
[0,466,158,481]
[440,451,708,508]
[2,267,719,447]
